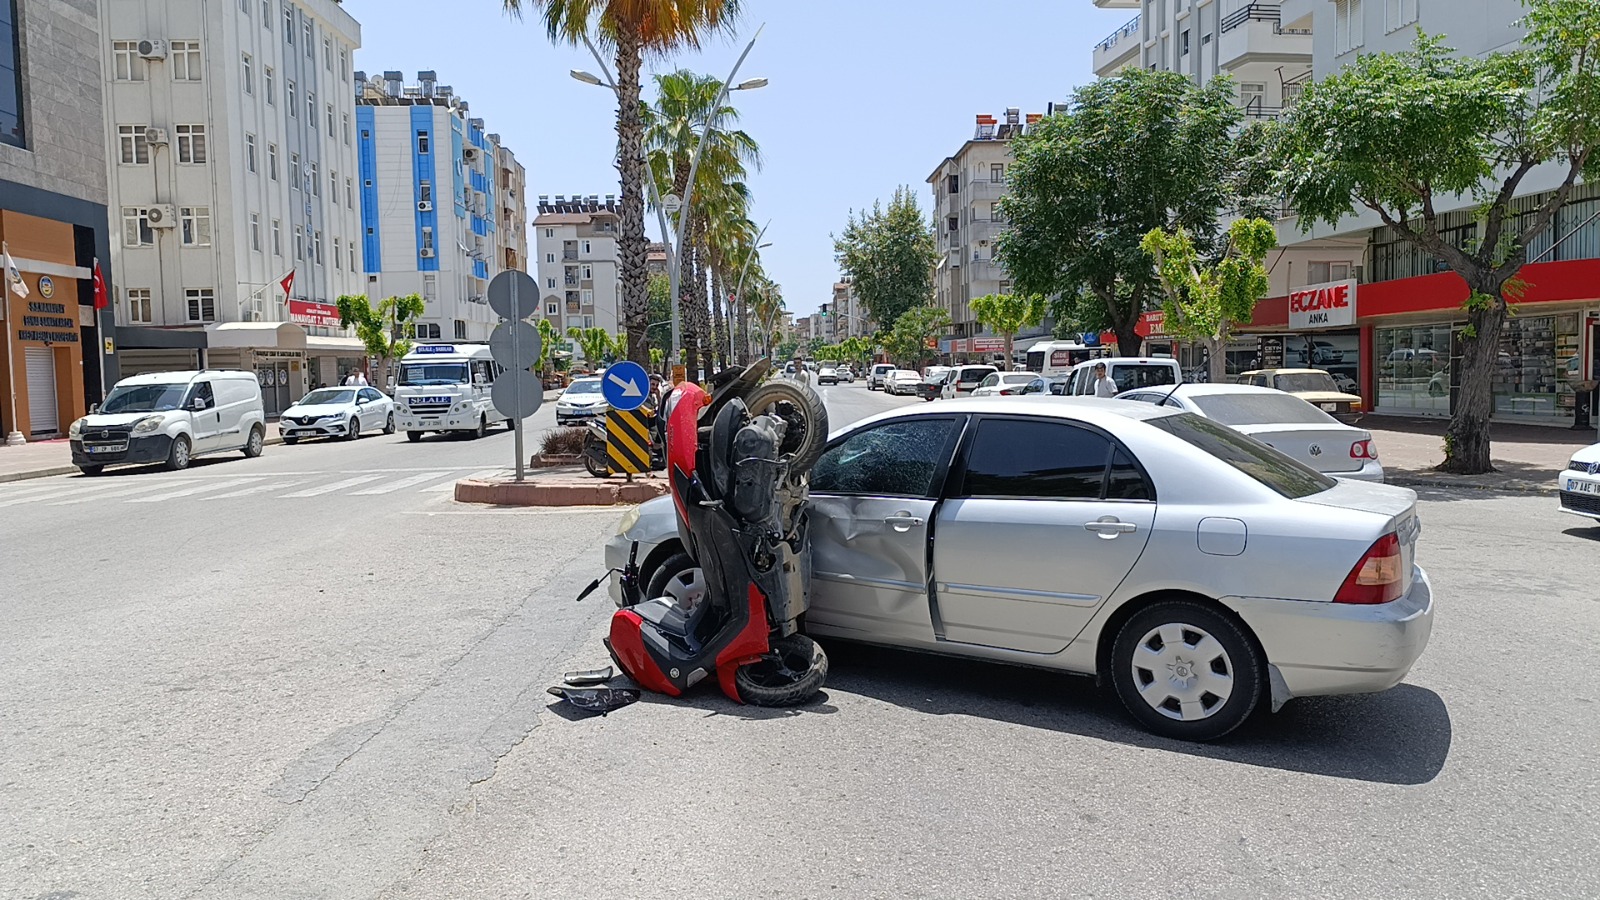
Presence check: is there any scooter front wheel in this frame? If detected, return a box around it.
[734,634,828,707]
[584,449,609,478]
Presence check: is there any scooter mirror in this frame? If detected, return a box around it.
[574,577,602,603]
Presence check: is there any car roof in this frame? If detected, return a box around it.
[832,395,1183,440]
[116,370,255,385]
[1240,368,1329,376]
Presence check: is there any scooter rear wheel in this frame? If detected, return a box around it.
[734,633,828,707]
[743,380,828,473]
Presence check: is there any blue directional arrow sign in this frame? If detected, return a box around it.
[601,360,650,412]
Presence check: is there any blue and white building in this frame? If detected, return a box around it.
[355,70,518,343]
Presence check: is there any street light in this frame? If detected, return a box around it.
[569,69,604,86]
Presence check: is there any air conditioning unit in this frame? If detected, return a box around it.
[417,200,433,212]
[419,248,435,258]
[137,39,168,59]
[463,147,480,161]
[147,204,177,228]
[144,127,169,146]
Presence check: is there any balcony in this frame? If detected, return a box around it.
[968,179,1007,201]
[1093,14,1141,76]
[1217,3,1312,71]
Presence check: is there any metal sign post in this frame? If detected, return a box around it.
[487,270,541,482]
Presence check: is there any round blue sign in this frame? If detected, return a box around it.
[600,360,650,412]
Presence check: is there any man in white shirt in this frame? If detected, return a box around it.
[1091,363,1118,398]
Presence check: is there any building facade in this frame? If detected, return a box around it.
[100,0,365,414]
[492,137,527,275]
[0,0,116,442]
[533,195,622,363]
[356,70,508,346]
[826,277,872,342]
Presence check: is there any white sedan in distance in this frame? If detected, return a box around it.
[279,386,397,443]
[1117,383,1383,481]
[971,372,1045,397]
[885,369,924,396]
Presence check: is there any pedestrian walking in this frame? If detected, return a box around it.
[1090,362,1118,398]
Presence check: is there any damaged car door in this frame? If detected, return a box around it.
[805,416,966,646]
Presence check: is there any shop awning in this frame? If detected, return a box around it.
[204,322,306,350]
[305,334,366,353]
[115,325,208,350]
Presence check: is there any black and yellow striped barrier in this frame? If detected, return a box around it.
[606,408,652,475]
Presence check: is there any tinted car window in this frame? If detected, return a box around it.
[811,418,962,498]
[186,381,215,410]
[1113,364,1177,391]
[1189,393,1338,426]
[958,419,1111,500]
[1146,413,1335,499]
[1106,447,1154,500]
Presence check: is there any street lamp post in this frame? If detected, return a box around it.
[731,223,771,363]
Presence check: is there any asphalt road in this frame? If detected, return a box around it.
[4,381,1598,899]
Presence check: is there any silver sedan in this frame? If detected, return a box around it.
[605,398,1433,741]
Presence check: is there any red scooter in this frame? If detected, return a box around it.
[596,360,829,706]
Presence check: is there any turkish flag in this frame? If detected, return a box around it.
[92,258,109,310]
[279,269,295,301]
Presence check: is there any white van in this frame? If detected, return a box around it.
[1062,357,1182,397]
[69,370,266,474]
[393,343,511,440]
[941,364,999,399]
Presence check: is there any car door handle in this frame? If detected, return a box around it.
[883,513,925,531]
[1084,518,1137,537]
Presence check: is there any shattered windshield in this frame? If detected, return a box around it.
[812,418,962,497]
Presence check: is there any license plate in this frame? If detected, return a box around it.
[1320,403,1339,412]
[1571,480,1600,495]
[88,443,126,454]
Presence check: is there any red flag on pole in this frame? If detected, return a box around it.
[279,269,295,301]
[92,258,109,310]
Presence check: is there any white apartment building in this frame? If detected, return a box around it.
[356,70,514,346]
[533,195,622,363]
[826,277,872,342]
[493,139,528,275]
[101,0,366,414]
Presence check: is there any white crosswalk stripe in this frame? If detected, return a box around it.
[351,471,456,495]
[0,483,117,508]
[127,477,264,503]
[279,474,387,497]
[423,468,503,491]
[203,480,307,500]
[51,479,199,505]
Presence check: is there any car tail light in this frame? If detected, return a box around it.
[1350,439,1376,459]
[999,388,1016,396]
[1334,533,1404,604]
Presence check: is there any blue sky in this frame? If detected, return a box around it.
[342,0,1133,317]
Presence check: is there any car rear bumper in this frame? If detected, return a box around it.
[1222,565,1434,700]
[1331,459,1386,483]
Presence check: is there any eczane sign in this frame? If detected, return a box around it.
[1288,279,1357,330]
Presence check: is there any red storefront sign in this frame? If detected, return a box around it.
[1288,280,1357,329]
[289,299,341,327]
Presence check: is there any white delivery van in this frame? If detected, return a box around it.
[69,370,266,474]
[1062,357,1183,397]
[393,343,512,441]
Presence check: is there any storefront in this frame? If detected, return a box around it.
[291,299,368,390]
[203,322,308,418]
[0,211,100,440]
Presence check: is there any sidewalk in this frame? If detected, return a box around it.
[0,440,78,483]
[1366,415,1591,494]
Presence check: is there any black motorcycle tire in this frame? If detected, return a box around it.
[734,633,828,707]
[583,448,608,478]
[742,380,827,473]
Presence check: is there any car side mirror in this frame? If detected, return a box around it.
[191,397,207,411]
[89,403,99,414]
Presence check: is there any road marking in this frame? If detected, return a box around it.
[423,468,503,491]
[280,474,387,497]
[0,483,118,507]
[51,479,200,505]
[203,480,307,500]
[128,477,264,503]
[0,480,87,501]
[351,471,456,495]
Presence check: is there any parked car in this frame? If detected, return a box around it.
[838,366,856,383]
[1294,341,1346,366]
[1241,368,1365,418]
[886,369,924,395]
[1559,443,1600,521]
[1061,357,1182,396]
[941,364,1000,399]
[971,372,1042,397]
[555,376,608,426]
[1118,383,1383,481]
[607,397,1433,741]
[915,367,954,402]
[817,366,841,386]
[279,386,397,444]
[867,363,896,391]
[1017,377,1070,396]
[69,370,266,474]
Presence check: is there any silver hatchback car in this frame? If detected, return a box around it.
[605,398,1434,741]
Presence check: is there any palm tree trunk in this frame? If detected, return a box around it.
[672,161,699,379]
[711,261,726,372]
[615,35,649,365]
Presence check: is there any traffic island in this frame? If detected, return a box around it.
[453,465,668,507]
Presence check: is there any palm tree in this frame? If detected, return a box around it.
[697,182,754,369]
[501,0,744,364]
[643,68,761,375]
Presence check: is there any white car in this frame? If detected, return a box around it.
[941,364,1000,399]
[970,372,1043,397]
[279,386,397,444]
[556,377,608,426]
[885,369,924,395]
[70,370,266,474]
[867,364,896,391]
[1559,444,1600,521]
[1118,383,1383,481]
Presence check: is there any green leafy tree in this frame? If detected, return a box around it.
[336,293,425,390]
[834,186,939,328]
[969,293,1046,369]
[535,318,559,375]
[881,305,951,368]
[568,326,618,368]
[774,338,798,361]
[1141,218,1277,384]
[1277,6,1600,474]
[998,69,1244,358]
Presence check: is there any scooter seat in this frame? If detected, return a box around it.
[634,597,693,635]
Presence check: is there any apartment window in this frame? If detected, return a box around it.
[126,288,153,324]
[287,79,296,116]
[990,163,1005,183]
[112,41,146,82]
[294,225,304,259]
[306,89,315,122]
[546,253,554,263]
[243,133,256,172]
[454,320,467,340]
[421,227,434,253]
[546,302,558,316]
[1203,32,1213,45]
[326,103,334,137]
[303,20,313,54]
[283,6,294,41]
[323,36,332,69]
[544,228,553,238]
[309,162,319,196]
[946,215,959,233]
[1385,0,1418,31]
[174,124,208,164]
[345,177,353,209]
[313,230,323,265]
[1335,0,1365,54]
[268,143,279,180]
[242,54,253,93]
[1240,82,1267,112]
[333,237,341,270]
[423,274,437,300]
[583,316,594,329]
[348,242,356,271]
[342,112,350,145]
[581,289,593,306]
[185,288,216,323]
[264,66,275,104]
[330,168,337,198]
[1307,261,1354,283]
[416,130,430,154]
[581,240,592,255]
[179,207,212,246]
[249,214,261,251]
[339,47,349,82]
[170,40,202,81]
[263,0,271,26]
[122,207,154,246]
[419,180,433,203]
[272,219,282,256]
[1180,29,1190,56]
[946,174,959,194]
[547,277,556,289]
[989,202,1004,224]
[289,153,300,189]
[117,125,149,164]
[582,264,592,279]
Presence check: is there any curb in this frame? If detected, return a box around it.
[0,433,290,485]
[1388,475,1556,495]
[453,476,668,507]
